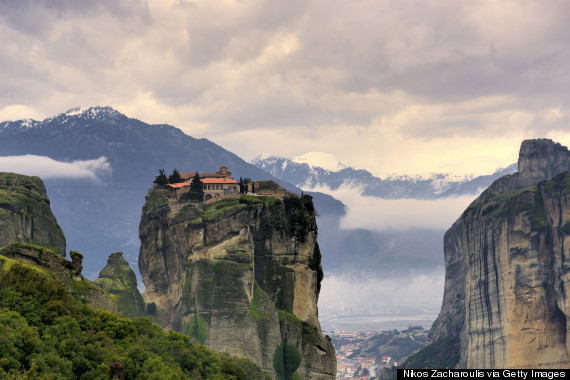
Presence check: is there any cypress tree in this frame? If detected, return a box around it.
[168,168,184,184]
[188,172,204,201]
[154,169,167,186]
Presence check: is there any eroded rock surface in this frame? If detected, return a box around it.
[95,251,146,317]
[428,139,570,368]
[0,243,117,312]
[0,172,66,256]
[139,189,336,379]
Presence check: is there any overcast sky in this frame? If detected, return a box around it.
[2,0,570,176]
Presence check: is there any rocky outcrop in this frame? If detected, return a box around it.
[0,243,116,312]
[427,139,570,368]
[0,172,66,256]
[0,173,116,312]
[518,139,570,183]
[94,251,146,317]
[139,187,336,379]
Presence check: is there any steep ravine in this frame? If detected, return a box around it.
[139,187,336,379]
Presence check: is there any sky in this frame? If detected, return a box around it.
[2,0,570,177]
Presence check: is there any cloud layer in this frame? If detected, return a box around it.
[310,182,476,230]
[0,155,112,182]
[2,1,570,176]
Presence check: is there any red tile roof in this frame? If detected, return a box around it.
[168,182,190,189]
[202,178,237,184]
[180,172,195,180]
[180,172,230,180]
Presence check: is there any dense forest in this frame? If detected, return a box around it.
[0,255,269,379]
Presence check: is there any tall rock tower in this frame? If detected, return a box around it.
[138,185,336,379]
[424,139,570,368]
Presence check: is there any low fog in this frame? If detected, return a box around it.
[0,155,112,182]
[310,182,478,230]
[312,182,481,331]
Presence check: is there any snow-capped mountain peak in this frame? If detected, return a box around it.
[252,153,517,200]
[64,106,83,116]
[61,106,123,120]
[291,152,346,172]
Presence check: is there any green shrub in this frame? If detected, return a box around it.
[146,302,157,315]
[273,343,302,380]
[183,316,207,345]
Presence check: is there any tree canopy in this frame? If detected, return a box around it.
[183,172,204,201]
[0,258,269,379]
[153,169,167,186]
[168,168,184,184]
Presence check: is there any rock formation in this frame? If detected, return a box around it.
[0,243,117,312]
[0,172,117,312]
[94,251,146,317]
[139,186,336,379]
[426,139,570,368]
[0,172,66,256]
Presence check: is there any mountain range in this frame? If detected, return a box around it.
[251,153,517,199]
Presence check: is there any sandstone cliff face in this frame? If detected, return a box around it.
[429,139,570,368]
[95,251,146,317]
[0,172,66,256]
[139,189,336,379]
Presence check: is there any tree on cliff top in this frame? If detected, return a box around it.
[185,172,204,201]
[168,168,184,184]
[153,169,168,186]
[240,177,251,194]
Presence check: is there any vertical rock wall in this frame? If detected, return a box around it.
[139,190,336,379]
[427,139,570,368]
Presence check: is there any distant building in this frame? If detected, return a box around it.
[180,166,233,181]
[166,166,238,201]
[166,182,190,198]
[202,178,239,201]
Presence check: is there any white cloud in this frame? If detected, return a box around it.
[0,155,112,182]
[308,182,477,230]
[0,105,43,122]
